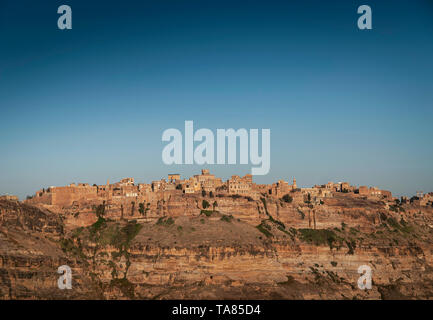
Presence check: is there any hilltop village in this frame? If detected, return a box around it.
[24,169,433,208]
[25,169,398,208]
[1,170,433,299]
[13,169,433,229]
[18,169,431,228]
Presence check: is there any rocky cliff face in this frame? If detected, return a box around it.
[1,196,433,300]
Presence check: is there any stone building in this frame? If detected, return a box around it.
[180,169,223,194]
[324,182,354,192]
[138,183,152,194]
[194,169,223,192]
[0,195,19,201]
[151,180,164,192]
[227,174,253,195]
[270,178,297,197]
[182,178,196,194]
[168,174,181,183]
[119,178,134,186]
[420,192,433,206]
[27,183,98,206]
[357,186,392,199]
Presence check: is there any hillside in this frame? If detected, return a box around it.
[1,197,433,299]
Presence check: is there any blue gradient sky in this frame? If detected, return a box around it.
[1,0,433,199]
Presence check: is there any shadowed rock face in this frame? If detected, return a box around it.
[0,200,98,299]
[1,197,433,300]
[0,200,63,235]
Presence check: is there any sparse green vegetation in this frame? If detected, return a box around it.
[71,227,84,238]
[117,221,142,247]
[298,228,341,249]
[220,214,234,223]
[268,214,286,230]
[202,199,210,209]
[59,237,87,261]
[410,196,419,203]
[386,217,415,234]
[282,194,293,203]
[345,240,356,255]
[93,203,106,218]
[86,219,143,249]
[349,227,359,235]
[89,217,107,238]
[156,217,174,226]
[110,278,135,299]
[200,210,213,217]
[260,197,269,215]
[138,203,145,215]
[297,208,305,220]
[256,221,273,238]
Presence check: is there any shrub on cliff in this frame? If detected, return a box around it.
[156,217,174,226]
[298,228,341,249]
[110,278,135,299]
[268,214,286,230]
[260,197,269,215]
[389,205,399,212]
[138,203,145,215]
[282,194,293,203]
[200,210,213,217]
[345,240,356,255]
[297,208,305,219]
[202,199,210,209]
[256,221,273,238]
[410,196,419,203]
[386,217,414,234]
[93,202,106,218]
[89,217,107,237]
[220,214,234,223]
[59,238,87,261]
[119,221,142,247]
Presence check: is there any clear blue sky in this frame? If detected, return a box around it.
[1,0,432,199]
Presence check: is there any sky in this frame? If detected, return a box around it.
[0,0,433,199]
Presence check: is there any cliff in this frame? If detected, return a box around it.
[1,196,433,299]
